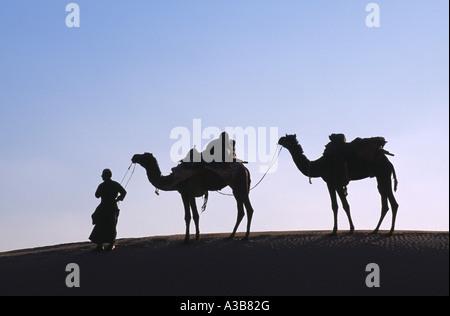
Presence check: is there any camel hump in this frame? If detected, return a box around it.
[171,164,202,186]
[329,133,346,143]
[171,162,243,186]
[324,133,347,157]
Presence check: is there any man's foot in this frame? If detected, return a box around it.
[105,243,116,251]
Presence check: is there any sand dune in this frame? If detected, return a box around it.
[0,231,448,296]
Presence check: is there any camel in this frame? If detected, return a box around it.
[278,134,399,235]
[131,153,254,242]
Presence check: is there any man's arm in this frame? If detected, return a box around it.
[95,183,103,198]
[116,183,127,202]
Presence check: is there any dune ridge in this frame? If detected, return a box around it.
[0,231,448,296]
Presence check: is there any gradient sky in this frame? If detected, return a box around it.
[0,1,448,252]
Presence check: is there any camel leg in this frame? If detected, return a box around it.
[181,193,191,243]
[190,196,200,241]
[229,199,245,239]
[337,187,355,234]
[387,191,399,235]
[327,183,339,236]
[373,175,399,235]
[242,197,254,240]
[373,195,388,234]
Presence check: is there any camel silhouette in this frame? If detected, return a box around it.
[278,134,399,235]
[131,153,254,242]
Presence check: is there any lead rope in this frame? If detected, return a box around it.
[121,162,158,195]
[117,162,136,206]
[120,162,136,189]
[249,145,283,191]
[216,145,283,196]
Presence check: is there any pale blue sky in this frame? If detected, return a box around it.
[0,1,448,251]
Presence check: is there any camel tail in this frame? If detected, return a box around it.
[247,168,251,193]
[201,191,209,213]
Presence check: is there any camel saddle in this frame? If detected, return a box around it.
[324,134,394,164]
[170,161,244,187]
[171,147,247,186]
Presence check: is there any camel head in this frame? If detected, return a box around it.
[278,134,304,153]
[131,153,157,166]
[278,134,297,147]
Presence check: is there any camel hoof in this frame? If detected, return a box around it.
[371,230,379,235]
[241,236,249,241]
[328,231,337,237]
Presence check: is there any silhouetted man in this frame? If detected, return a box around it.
[89,169,126,251]
[204,131,236,163]
[180,131,243,168]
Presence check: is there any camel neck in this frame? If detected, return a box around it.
[142,160,177,191]
[287,145,321,178]
[140,160,162,189]
[146,167,161,188]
